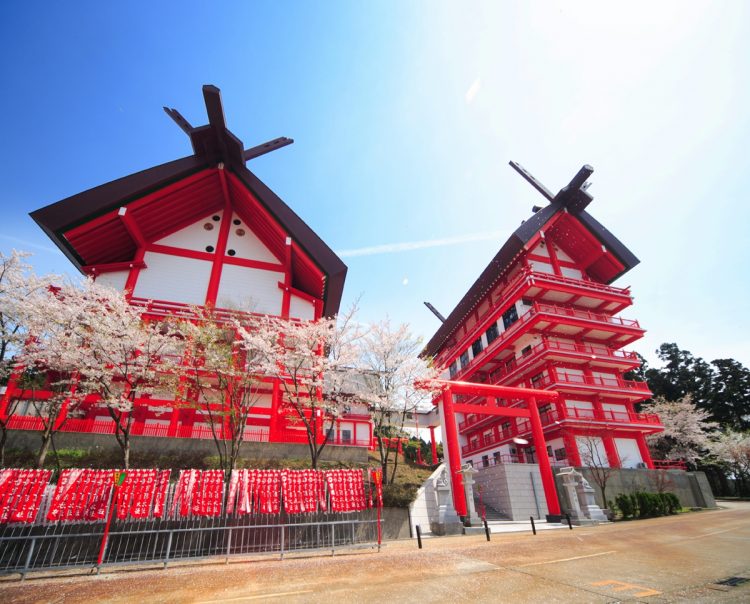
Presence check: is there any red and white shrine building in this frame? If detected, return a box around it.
[423,163,664,473]
[2,86,373,449]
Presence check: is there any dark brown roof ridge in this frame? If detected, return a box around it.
[29,85,347,317]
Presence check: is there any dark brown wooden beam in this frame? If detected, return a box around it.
[243,137,294,161]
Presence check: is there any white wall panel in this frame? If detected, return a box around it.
[216,264,284,314]
[95,270,129,292]
[289,294,315,320]
[561,266,583,279]
[356,423,370,442]
[530,260,554,274]
[614,438,643,468]
[156,211,221,252]
[225,213,279,263]
[253,394,273,409]
[133,252,211,305]
[576,436,609,467]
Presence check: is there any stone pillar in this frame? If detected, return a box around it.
[459,463,482,526]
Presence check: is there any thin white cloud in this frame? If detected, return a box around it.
[465,77,481,104]
[337,230,505,258]
[0,235,59,254]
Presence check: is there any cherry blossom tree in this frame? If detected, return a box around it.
[19,278,178,468]
[173,307,268,474]
[236,308,362,469]
[642,394,718,465]
[356,318,440,484]
[711,430,750,497]
[0,250,57,465]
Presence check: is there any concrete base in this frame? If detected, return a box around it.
[430,521,464,536]
[463,526,487,536]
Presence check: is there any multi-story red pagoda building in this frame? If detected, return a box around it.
[423,162,663,472]
[3,86,372,449]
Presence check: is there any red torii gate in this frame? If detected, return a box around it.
[422,380,562,520]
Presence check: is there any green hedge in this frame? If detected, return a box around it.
[614,491,680,520]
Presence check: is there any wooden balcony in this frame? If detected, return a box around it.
[460,406,661,455]
[490,339,641,385]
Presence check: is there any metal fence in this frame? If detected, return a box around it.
[0,481,381,578]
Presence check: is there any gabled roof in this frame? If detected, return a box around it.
[30,85,347,317]
[423,163,639,358]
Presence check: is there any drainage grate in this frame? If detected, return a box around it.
[715,577,749,587]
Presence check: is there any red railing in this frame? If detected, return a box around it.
[453,301,643,381]
[490,339,640,384]
[534,302,641,329]
[6,415,274,442]
[460,406,661,454]
[534,370,651,395]
[438,267,634,369]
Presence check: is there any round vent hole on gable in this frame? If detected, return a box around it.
[227,249,236,256]
[236,229,246,236]
[206,246,215,253]
[212,215,221,222]
[233,219,241,225]
[203,223,214,230]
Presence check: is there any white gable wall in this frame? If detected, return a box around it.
[95,270,129,292]
[225,213,279,263]
[289,294,315,320]
[134,252,212,305]
[156,210,222,252]
[216,264,284,314]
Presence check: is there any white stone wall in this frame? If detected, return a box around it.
[408,464,445,536]
[473,462,549,520]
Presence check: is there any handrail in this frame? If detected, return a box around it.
[536,371,651,393]
[460,406,661,454]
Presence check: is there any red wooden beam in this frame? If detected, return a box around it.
[452,403,530,419]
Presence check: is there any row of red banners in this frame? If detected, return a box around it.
[0,467,383,524]
[0,469,52,524]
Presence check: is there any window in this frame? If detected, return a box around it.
[482,455,490,468]
[485,323,499,345]
[521,298,533,307]
[531,373,543,386]
[472,338,483,357]
[493,451,502,464]
[554,447,567,461]
[460,351,470,369]
[449,362,458,379]
[521,345,532,356]
[341,429,352,444]
[502,305,519,329]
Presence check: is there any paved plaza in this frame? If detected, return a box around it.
[2,501,749,603]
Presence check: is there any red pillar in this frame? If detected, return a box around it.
[441,389,466,517]
[429,426,438,464]
[636,433,655,469]
[562,431,582,466]
[602,434,621,468]
[527,396,561,516]
[269,380,281,442]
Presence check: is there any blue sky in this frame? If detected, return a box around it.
[1,1,749,367]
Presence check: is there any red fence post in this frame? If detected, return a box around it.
[97,471,125,568]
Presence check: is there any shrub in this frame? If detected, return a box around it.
[615,493,636,519]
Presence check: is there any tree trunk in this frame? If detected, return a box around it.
[0,426,6,467]
[37,430,52,468]
[123,441,130,470]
